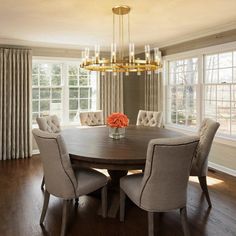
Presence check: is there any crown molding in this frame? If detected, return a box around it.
[151,21,236,49]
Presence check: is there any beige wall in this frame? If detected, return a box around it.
[123,53,146,124]
[160,29,236,56]
[32,46,110,58]
[123,73,145,124]
[209,142,236,172]
[33,47,82,58]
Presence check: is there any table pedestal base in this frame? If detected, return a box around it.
[107,170,128,186]
[103,170,127,218]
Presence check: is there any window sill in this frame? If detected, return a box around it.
[165,124,236,147]
[32,122,82,130]
[164,124,198,135]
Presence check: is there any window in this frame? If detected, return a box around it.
[67,64,97,121]
[165,44,236,139]
[167,57,198,127]
[32,59,97,125]
[204,51,236,136]
[32,63,63,123]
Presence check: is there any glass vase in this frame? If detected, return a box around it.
[109,127,125,139]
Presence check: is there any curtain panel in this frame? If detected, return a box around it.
[99,72,124,121]
[144,71,163,111]
[0,48,32,160]
[144,50,163,111]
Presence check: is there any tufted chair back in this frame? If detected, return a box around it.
[191,118,220,177]
[139,136,199,211]
[32,129,77,199]
[136,110,163,128]
[36,115,61,133]
[79,111,104,126]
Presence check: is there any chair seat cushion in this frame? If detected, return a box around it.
[74,168,108,196]
[120,173,143,206]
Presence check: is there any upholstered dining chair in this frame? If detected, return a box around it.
[79,111,104,126]
[32,129,108,236]
[136,110,163,128]
[120,136,199,236]
[36,115,61,133]
[36,115,61,190]
[190,118,220,207]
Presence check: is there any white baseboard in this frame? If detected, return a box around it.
[209,162,236,177]
[32,149,39,155]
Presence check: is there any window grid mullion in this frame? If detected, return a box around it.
[63,63,69,124]
[198,54,203,126]
[230,84,232,135]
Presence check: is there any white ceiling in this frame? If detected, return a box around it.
[0,0,236,50]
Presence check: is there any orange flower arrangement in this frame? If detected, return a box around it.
[107,112,129,128]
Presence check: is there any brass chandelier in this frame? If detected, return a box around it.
[80,5,162,75]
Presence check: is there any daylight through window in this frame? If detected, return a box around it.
[32,60,97,125]
[166,48,236,139]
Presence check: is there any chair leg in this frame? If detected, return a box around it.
[120,189,126,222]
[198,176,212,207]
[61,200,70,236]
[180,207,191,236]
[41,176,45,191]
[40,190,50,224]
[101,185,107,218]
[148,212,154,236]
[75,198,79,206]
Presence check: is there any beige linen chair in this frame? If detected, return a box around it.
[190,118,220,207]
[79,111,104,126]
[36,115,61,133]
[120,136,199,236]
[136,110,163,127]
[36,115,61,190]
[33,129,108,236]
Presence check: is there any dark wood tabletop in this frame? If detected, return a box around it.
[62,125,183,170]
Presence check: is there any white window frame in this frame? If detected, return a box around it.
[165,56,200,130]
[163,41,236,146]
[32,56,99,126]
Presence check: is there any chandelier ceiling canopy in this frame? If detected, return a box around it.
[80,5,162,75]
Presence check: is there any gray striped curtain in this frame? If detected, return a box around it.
[144,71,163,111]
[99,72,124,121]
[0,48,32,160]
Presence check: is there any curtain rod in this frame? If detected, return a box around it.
[0,45,32,50]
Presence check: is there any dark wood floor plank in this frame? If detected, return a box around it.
[0,155,236,236]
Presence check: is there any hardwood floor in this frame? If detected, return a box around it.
[0,155,236,236]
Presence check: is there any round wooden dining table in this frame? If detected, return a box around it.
[62,125,183,182]
[62,125,183,217]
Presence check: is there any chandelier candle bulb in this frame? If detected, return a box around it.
[145,45,150,64]
[129,43,135,64]
[95,45,100,64]
[111,43,117,63]
[154,48,161,65]
[81,51,86,66]
[85,48,90,63]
